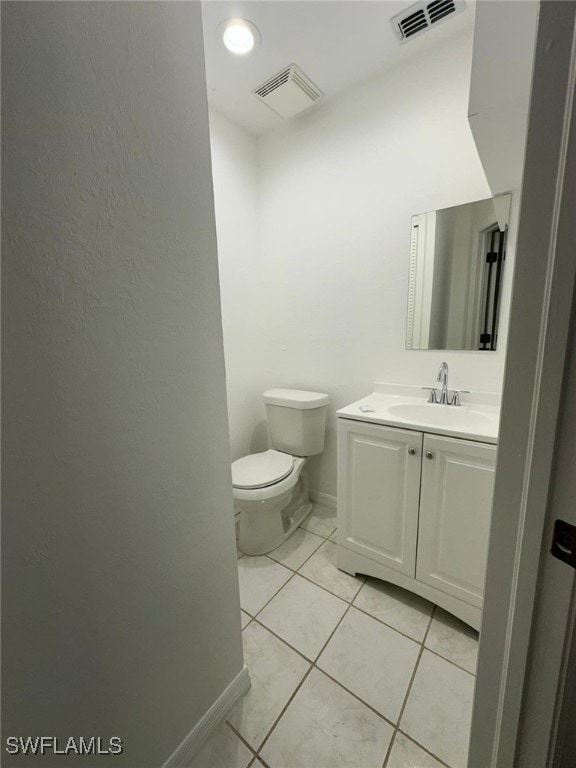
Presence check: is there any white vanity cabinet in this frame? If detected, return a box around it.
[417,434,495,610]
[337,420,422,577]
[337,418,497,629]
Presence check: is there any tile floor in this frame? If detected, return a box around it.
[193,504,479,768]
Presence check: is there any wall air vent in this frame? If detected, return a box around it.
[253,64,322,119]
[391,0,466,44]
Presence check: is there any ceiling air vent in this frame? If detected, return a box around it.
[391,0,466,44]
[253,64,322,119]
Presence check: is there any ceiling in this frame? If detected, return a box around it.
[202,0,476,136]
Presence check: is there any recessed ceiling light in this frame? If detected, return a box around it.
[218,18,261,56]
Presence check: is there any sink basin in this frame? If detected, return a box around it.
[387,402,493,428]
[337,385,500,443]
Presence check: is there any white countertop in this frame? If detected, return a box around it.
[337,383,500,445]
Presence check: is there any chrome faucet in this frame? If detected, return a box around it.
[437,362,449,404]
[422,362,469,406]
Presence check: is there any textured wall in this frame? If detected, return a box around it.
[2,2,243,766]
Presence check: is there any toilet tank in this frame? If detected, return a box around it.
[263,389,329,457]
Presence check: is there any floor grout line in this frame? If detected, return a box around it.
[251,600,408,764]
[247,546,351,624]
[422,645,477,677]
[241,567,476,728]
[244,554,430,646]
[244,599,474,768]
[299,524,338,539]
[296,567,366,603]
[243,568,357,626]
[251,569,298,620]
[250,617,317,665]
[253,665,315,760]
[269,525,366,595]
[238,519,338,621]
[255,754,271,768]
[247,577,477,677]
[249,582,353,666]
[381,605,436,768]
[242,604,476,755]
[313,600,354,662]
[251,612,408,730]
[348,596,478,675]
[313,662,399,729]
[350,600,434,645]
[236,512,476,768]
[265,530,327,573]
[383,607,473,768]
[254,599,356,760]
[224,720,257,758]
[395,728,453,768]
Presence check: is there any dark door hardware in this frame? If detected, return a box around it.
[479,228,506,351]
[551,519,576,569]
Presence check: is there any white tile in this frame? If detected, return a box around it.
[300,503,338,538]
[258,575,348,660]
[329,528,339,542]
[190,722,252,768]
[299,540,365,602]
[237,556,292,616]
[241,610,251,629]
[387,732,445,768]
[400,650,475,768]
[318,607,420,723]
[267,528,325,570]
[353,578,433,642]
[260,668,393,768]
[227,622,310,750]
[425,609,479,674]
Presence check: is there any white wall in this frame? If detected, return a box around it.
[209,110,268,461]
[211,32,518,498]
[2,3,243,766]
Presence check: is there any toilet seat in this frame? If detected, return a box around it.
[232,450,294,490]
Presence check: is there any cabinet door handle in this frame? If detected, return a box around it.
[408,448,416,456]
[426,451,434,459]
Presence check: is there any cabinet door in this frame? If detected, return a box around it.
[417,434,496,607]
[337,419,422,576]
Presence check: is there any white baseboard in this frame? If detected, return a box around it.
[309,489,337,509]
[161,666,251,768]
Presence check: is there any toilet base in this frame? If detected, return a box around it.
[281,498,313,542]
[237,476,313,556]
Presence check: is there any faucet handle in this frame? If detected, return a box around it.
[422,386,439,404]
[449,390,470,407]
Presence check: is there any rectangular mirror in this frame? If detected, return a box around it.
[406,194,511,351]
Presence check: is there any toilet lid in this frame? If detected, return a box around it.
[232,450,294,490]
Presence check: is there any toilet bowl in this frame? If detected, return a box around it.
[233,450,309,555]
[232,389,329,556]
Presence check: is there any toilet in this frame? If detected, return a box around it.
[232,388,329,556]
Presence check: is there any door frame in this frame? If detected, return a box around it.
[469,1,576,766]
